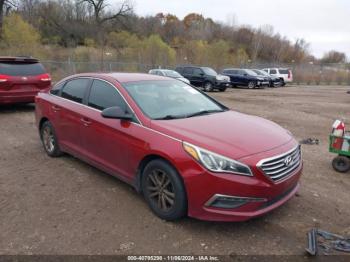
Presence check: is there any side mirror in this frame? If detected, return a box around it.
[101,106,133,120]
[244,73,248,76]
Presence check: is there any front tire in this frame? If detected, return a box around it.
[203,82,214,92]
[219,87,227,92]
[142,159,187,221]
[40,121,63,157]
[248,81,256,89]
[332,156,350,173]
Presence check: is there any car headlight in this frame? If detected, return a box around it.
[183,142,253,176]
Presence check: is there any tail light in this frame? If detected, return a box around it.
[38,73,51,82]
[288,70,291,79]
[0,74,9,83]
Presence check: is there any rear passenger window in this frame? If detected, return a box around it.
[279,69,289,74]
[270,69,277,74]
[183,67,193,74]
[50,82,65,96]
[61,78,90,103]
[88,80,127,111]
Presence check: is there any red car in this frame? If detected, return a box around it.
[0,57,51,105]
[35,73,302,221]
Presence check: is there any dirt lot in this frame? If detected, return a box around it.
[0,85,350,255]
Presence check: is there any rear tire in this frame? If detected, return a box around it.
[332,156,350,173]
[203,82,214,92]
[40,121,63,157]
[219,87,227,92]
[142,159,187,221]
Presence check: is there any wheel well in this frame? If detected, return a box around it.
[39,117,49,131]
[135,154,182,194]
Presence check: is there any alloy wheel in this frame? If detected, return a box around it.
[248,81,255,89]
[146,169,175,211]
[42,126,55,153]
[204,82,213,92]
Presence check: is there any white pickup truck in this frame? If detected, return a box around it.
[263,68,293,86]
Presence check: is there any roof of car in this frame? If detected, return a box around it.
[72,72,170,83]
[0,56,39,63]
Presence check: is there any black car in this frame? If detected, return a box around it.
[252,69,282,87]
[175,66,230,92]
[222,68,269,89]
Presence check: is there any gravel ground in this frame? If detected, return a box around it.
[0,85,349,255]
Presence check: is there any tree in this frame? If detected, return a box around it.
[2,13,40,48]
[0,0,17,38]
[78,0,132,26]
[321,50,347,64]
[78,0,133,67]
[140,35,175,67]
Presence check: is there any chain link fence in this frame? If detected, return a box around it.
[42,60,350,85]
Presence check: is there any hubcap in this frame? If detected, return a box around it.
[42,126,55,153]
[147,169,175,211]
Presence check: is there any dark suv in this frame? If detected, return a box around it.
[0,57,51,105]
[222,68,269,89]
[175,66,230,92]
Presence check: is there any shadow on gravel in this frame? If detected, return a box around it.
[0,103,35,113]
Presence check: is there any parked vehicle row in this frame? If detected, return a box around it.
[149,66,292,92]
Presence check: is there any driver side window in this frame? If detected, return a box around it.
[88,79,127,112]
[193,68,203,76]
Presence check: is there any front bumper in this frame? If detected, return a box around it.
[257,81,270,87]
[0,90,39,104]
[214,81,231,89]
[183,140,302,221]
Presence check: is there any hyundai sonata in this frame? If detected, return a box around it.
[35,73,302,221]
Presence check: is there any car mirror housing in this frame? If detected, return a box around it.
[101,106,133,120]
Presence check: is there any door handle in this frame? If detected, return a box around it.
[52,105,61,111]
[81,118,92,126]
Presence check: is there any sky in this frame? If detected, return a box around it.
[131,0,350,59]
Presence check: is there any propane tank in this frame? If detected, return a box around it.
[332,120,345,150]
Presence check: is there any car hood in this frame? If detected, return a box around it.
[216,74,230,82]
[150,111,293,159]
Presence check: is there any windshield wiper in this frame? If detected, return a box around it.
[186,109,224,118]
[154,115,185,120]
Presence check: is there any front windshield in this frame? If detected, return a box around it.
[123,80,226,120]
[245,69,259,76]
[201,67,218,76]
[164,70,182,78]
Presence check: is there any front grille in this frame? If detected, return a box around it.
[257,145,301,182]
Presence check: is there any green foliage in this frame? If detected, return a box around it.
[107,31,140,49]
[2,13,40,48]
[84,38,96,47]
[140,35,176,66]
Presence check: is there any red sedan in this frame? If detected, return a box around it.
[35,73,302,221]
[0,57,51,105]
